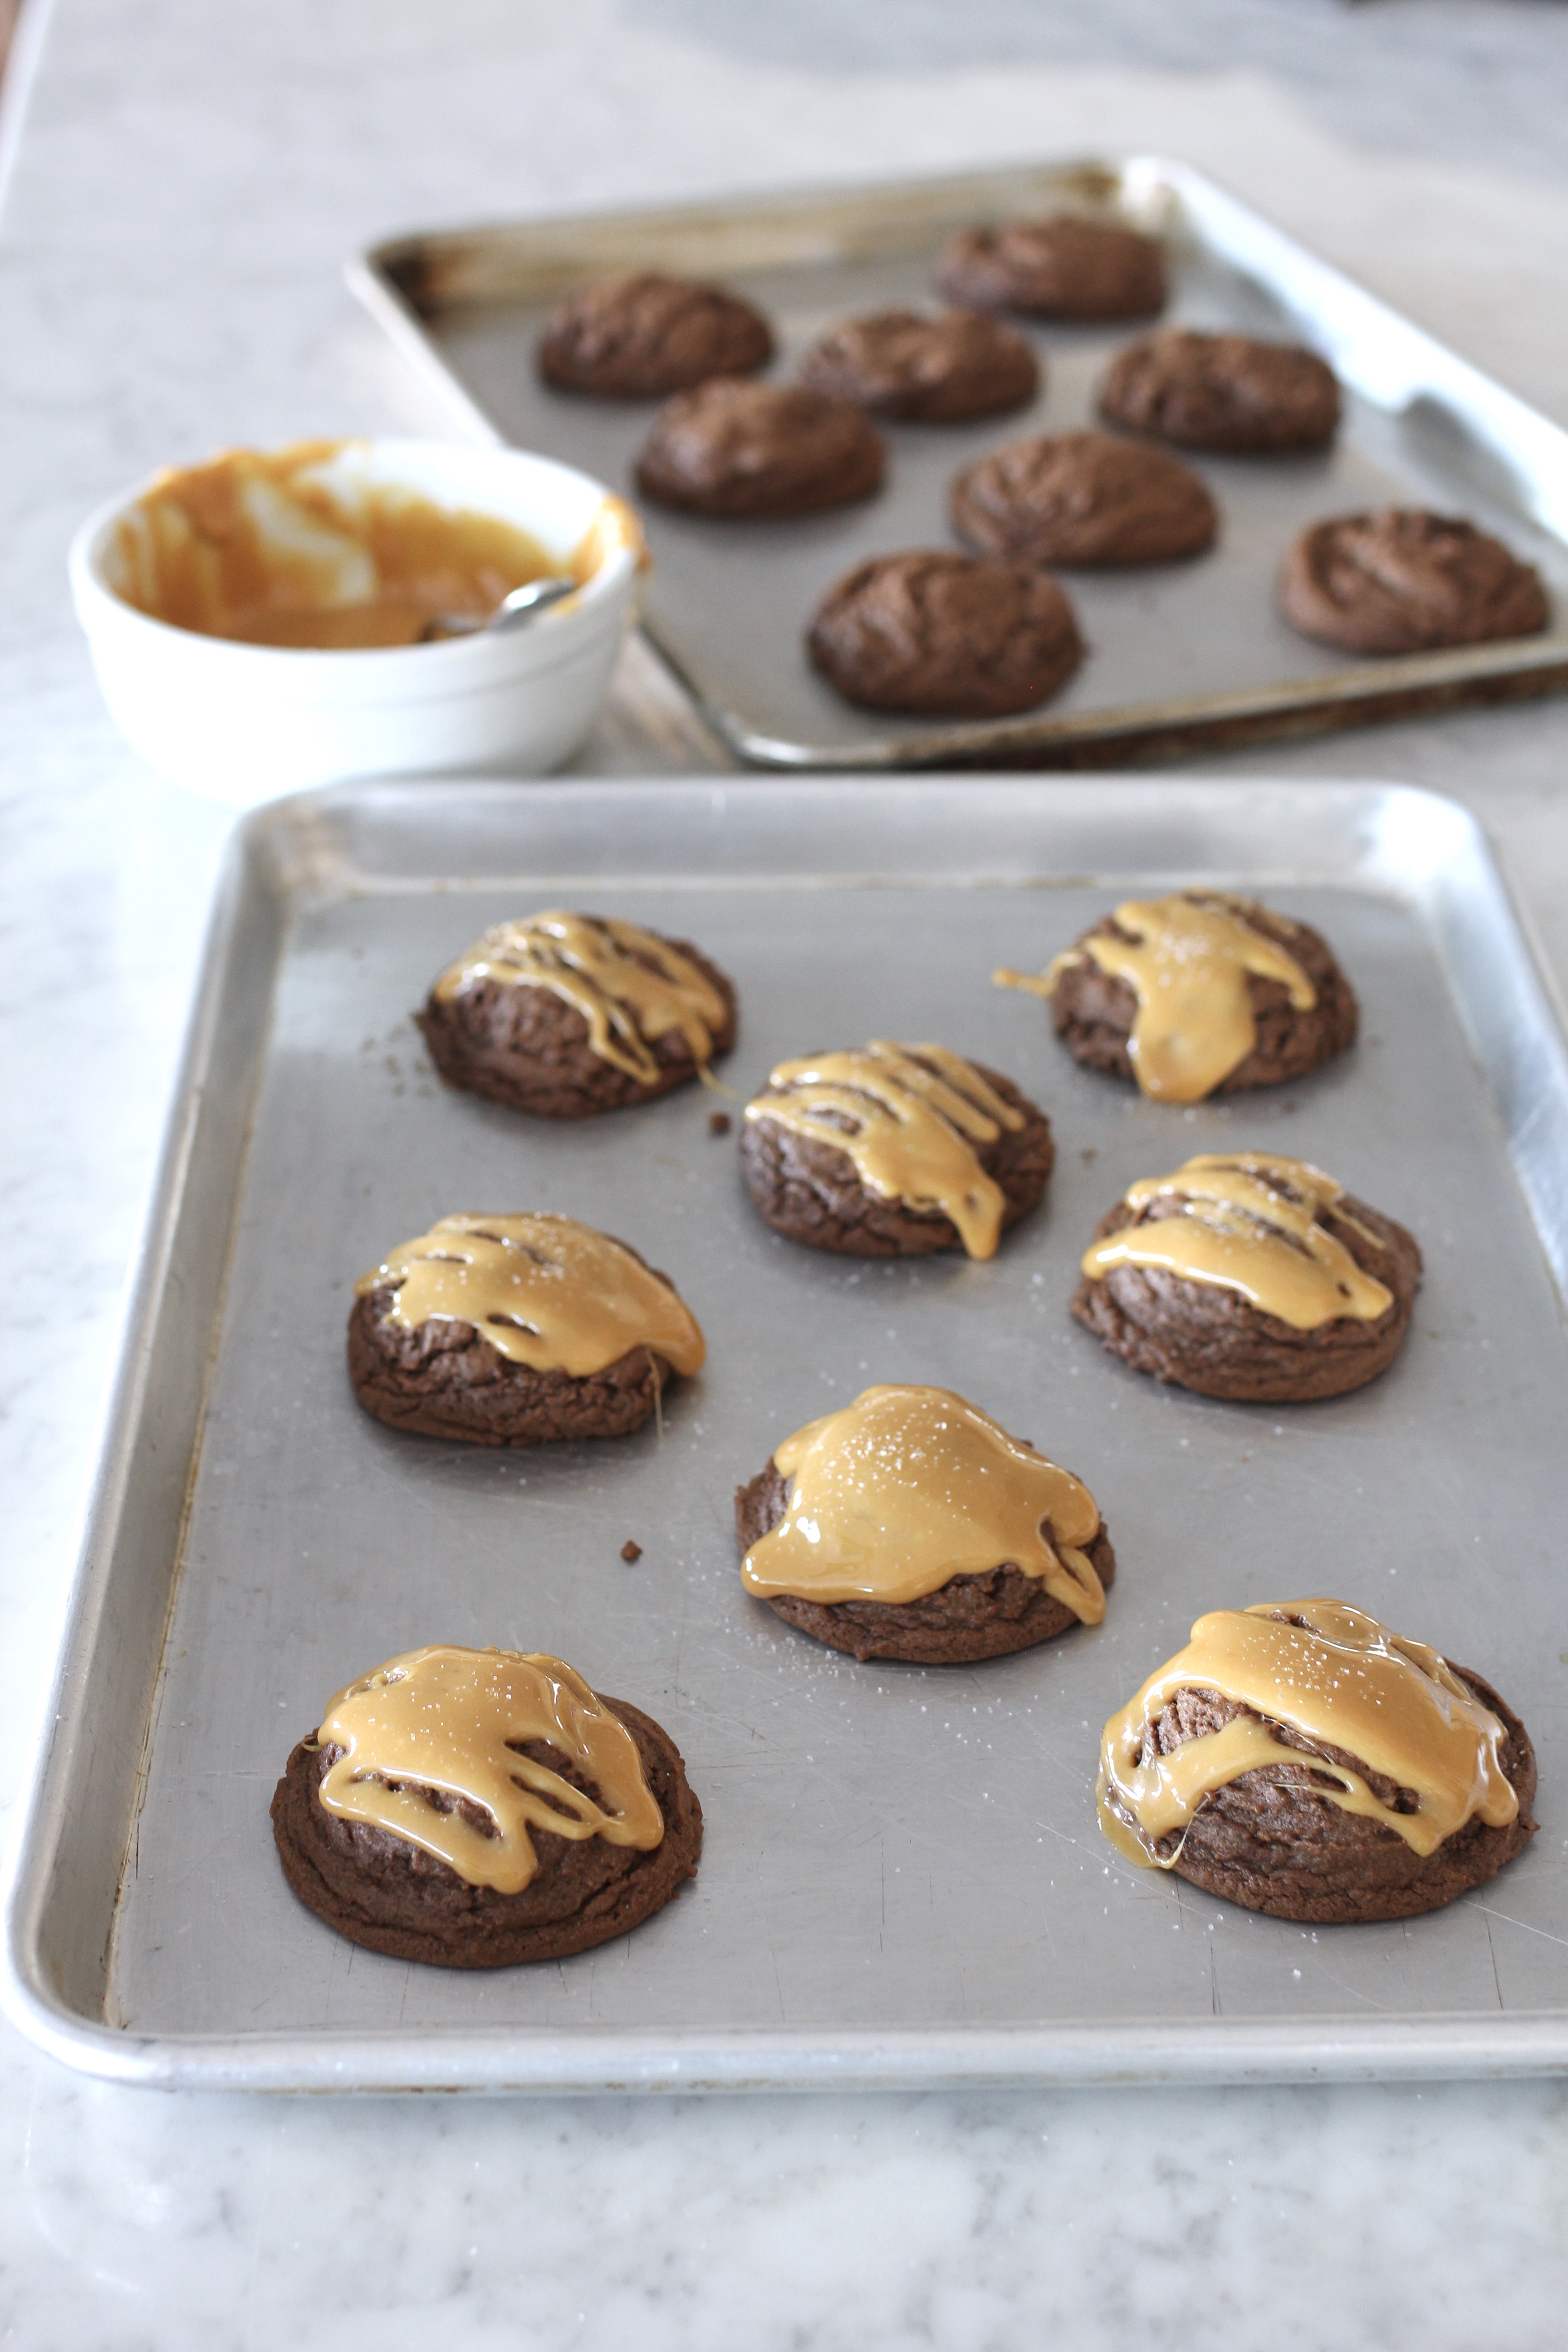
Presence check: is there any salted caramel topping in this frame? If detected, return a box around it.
[995,893,1316,1102]
[1097,1600,1519,1870]
[744,1042,1025,1260]
[355,1211,706,1376]
[103,439,644,649]
[1080,1152,1393,1329]
[432,911,726,1086]
[316,1646,665,1894]
[741,1383,1105,1619]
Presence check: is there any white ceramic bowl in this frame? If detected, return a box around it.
[69,437,642,806]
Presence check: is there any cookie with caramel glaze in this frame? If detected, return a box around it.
[1024,894,1357,1098]
[416,910,737,1119]
[1098,1602,1534,1923]
[740,1043,1054,1260]
[272,1650,701,1966]
[735,1386,1115,1665]
[1072,1154,1421,1403]
[348,1213,705,1446]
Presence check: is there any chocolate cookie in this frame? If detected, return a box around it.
[741,1041,1053,1260]
[1013,893,1357,1098]
[348,1212,706,1446]
[417,910,737,1118]
[937,215,1166,322]
[950,430,1216,568]
[272,1648,702,1966]
[807,551,1083,717]
[736,1384,1114,1665]
[797,308,1040,423]
[1280,508,1549,655]
[1098,1601,1535,1924]
[537,272,773,399]
[1098,330,1340,452]
[1072,1154,1420,1403]
[634,378,884,519]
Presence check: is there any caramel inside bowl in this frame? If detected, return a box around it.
[103,438,641,651]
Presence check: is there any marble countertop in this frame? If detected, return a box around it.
[5,0,1568,2341]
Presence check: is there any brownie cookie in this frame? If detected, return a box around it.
[807,551,1083,717]
[937,215,1166,322]
[273,1646,702,1966]
[537,272,773,399]
[950,430,1216,568]
[736,1384,1114,1665]
[417,910,737,1118]
[1280,508,1549,655]
[797,308,1040,423]
[741,1040,1053,1260]
[1098,330,1340,452]
[348,1211,705,1446]
[998,892,1357,1100]
[634,378,884,519]
[1098,1600,1535,1923]
[1073,1152,1420,1403]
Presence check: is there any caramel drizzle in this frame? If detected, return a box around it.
[1080,1153,1393,1329]
[1097,1600,1519,1870]
[355,1211,706,1376]
[995,893,1316,1103]
[432,911,727,1086]
[744,1042,1024,1260]
[742,1383,1105,1620]
[315,1646,665,1894]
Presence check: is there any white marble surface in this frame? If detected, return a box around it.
[5,0,1568,2342]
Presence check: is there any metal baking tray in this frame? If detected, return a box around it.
[349,157,1568,769]
[8,774,1568,2094]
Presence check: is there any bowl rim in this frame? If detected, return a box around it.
[68,434,639,670]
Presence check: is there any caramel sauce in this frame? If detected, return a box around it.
[995,893,1315,1102]
[432,911,725,1087]
[1080,1152,1393,1329]
[1097,1600,1519,1869]
[356,1211,706,1377]
[315,1646,665,1894]
[744,1042,1024,1260]
[742,1383,1105,1619]
[103,439,643,650]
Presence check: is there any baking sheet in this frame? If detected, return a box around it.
[8,774,1568,2093]
[350,158,1568,768]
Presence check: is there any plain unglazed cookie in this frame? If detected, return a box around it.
[1098,330,1340,452]
[273,1646,702,1966]
[1097,1599,1535,1923]
[634,378,884,519]
[797,308,1040,423]
[735,1384,1115,1665]
[937,215,1166,322]
[807,550,1083,717]
[1280,508,1548,655]
[950,430,1216,567]
[1072,1152,1420,1403]
[537,272,774,398]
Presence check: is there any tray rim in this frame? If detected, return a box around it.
[8,770,1568,2095]
[345,152,1568,770]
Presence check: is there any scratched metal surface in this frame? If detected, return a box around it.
[350,158,1568,766]
[8,776,1568,2088]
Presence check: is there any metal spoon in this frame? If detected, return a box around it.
[418,575,578,644]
